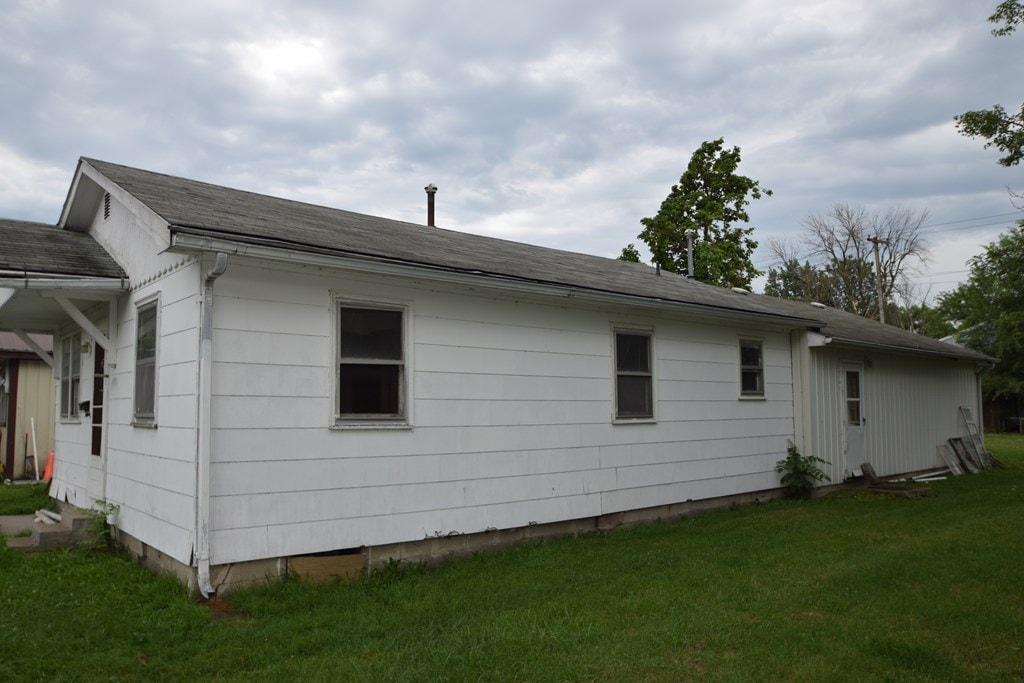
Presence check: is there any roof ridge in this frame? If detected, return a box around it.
[83,157,673,270]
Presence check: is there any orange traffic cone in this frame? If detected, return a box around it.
[43,451,54,481]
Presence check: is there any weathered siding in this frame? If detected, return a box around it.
[808,346,980,480]
[207,259,796,564]
[50,192,201,563]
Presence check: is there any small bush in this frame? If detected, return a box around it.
[775,444,831,499]
[81,500,120,552]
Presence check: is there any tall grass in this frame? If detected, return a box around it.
[1,434,1021,680]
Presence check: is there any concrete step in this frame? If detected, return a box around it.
[0,512,93,552]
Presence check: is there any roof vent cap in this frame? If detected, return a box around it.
[809,301,827,309]
[730,287,749,295]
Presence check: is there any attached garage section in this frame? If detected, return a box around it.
[807,345,983,481]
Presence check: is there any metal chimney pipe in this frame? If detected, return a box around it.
[424,184,438,226]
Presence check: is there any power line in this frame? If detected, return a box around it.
[921,219,1021,235]
[919,211,1024,230]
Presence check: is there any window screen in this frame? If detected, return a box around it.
[134,302,158,420]
[338,306,405,418]
[615,331,653,419]
[739,340,764,397]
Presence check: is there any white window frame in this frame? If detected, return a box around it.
[133,296,160,425]
[738,338,765,399]
[60,331,82,421]
[331,295,411,429]
[612,326,656,423]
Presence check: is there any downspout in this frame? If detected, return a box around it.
[196,253,228,597]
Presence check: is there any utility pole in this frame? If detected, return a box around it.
[867,235,889,324]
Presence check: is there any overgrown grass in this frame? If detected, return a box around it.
[1,435,1022,681]
[0,482,53,515]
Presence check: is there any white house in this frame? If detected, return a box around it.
[0,158,989,595]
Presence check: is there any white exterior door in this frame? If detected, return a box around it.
[842,364,865,478]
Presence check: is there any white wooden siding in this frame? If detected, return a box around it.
[49,193,201,564]
[207,259,797,564]
[808,347,980,480]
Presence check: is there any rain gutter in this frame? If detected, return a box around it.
[168,231,821,330]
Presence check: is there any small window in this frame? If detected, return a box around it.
[338,305,405,420]
[739,340,764,397]
[615,331,653,420]
[61,333,81,419]
[134,301,158,421]
[845,370,861,426]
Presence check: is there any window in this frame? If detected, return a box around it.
[614,330,653,420]
[61,333,81,419]
[739,340,764,397]
[845,370,861,426]
[134,301,158,421]
[337,305,405,421]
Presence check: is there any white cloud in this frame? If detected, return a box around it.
[0,0,1019,295]
[0,144,70,222]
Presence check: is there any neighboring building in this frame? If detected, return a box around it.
[0,158,991,595]
[0,332,55,479]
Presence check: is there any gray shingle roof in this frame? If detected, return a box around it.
[82,158,988,362]
[0,218,127,279]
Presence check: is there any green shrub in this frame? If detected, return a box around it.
[775,444,831,499]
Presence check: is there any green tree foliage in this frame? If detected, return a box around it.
[955,2,1024,166]
[934,226,1024,400]
[764,258,833,303]
[618,243,641,262]
[635,138,771,288]
[990,0,1023,36]
[889,303,955,339]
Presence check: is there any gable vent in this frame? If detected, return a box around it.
[103,193,111,220]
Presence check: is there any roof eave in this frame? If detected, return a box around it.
[0,276,129,291]
[169,229,821,329]
[818,334,994,363]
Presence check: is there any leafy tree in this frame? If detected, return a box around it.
[618,243,641,262]
[635,138,771,288]
[898,303,956,339]
[955,2,1024,166]
[764,204,928,324]
[933,226,1024,402]
[990,0,1023,37]
[764,258,834,303]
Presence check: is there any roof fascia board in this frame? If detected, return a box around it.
[817,335,992,363]
[169,231,819,329]
[0,277,128,293]
[61,160,171,245]
[11,328,54,369]
[57,157,89,229]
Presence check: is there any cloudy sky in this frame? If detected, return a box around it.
[2,0,1021,302]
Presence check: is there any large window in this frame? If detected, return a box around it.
[60,333,81,419]
[614,330,653,420]
[739,339,764,397]
[337,305,405,421]
[134,300,158,421]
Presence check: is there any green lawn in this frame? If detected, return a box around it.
[0,482,53,516]
[1,435,1022,681]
